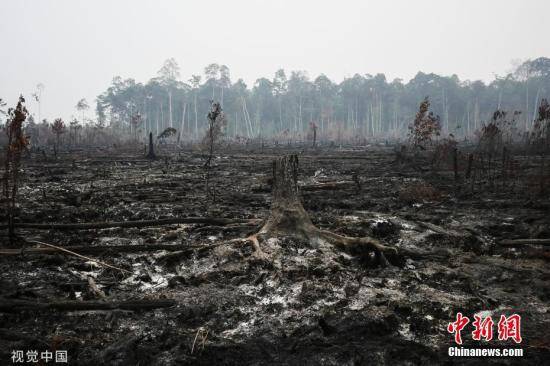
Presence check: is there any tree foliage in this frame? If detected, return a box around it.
[408,97,441,148]
[95,57,550,142]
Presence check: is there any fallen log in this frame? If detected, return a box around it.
[28,241,131,274]
[0,243,222,256]
[499,239,550,247]
[0,299,177,312]
[58,281,119,290]
[301,181,356,191]
[417,221,466,237]
[0,329,49,347]
[192,223,257,234]
[252,181,355,193]
[0,217,259,231]
[394,247,453,260]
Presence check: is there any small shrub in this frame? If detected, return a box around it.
[408,97,441,149]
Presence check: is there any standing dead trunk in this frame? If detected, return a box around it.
[179,102,186,144]
[194,93,198,140]
[258,155,313,238]
[453,148,458,182]
[168,91,173,128]
[246,155,395,265]
[466,153,474,179]
[146,132,156,160]
[540,153,546,196]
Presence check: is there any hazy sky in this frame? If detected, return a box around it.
[1,0,549,121]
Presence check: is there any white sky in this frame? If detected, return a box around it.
[1,0,549,121]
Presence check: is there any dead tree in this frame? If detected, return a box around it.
[408,97,441,150]
[203,101,226,200]
[310,122,318,148]
[530,98,550,195]
[51,118,65,158]
[2,96,29,243]
[130,113,142,142]
[146,132,156,159]
[245,155,396,265]
[158,127,177,143]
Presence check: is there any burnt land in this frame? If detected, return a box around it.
[1,143,549,365]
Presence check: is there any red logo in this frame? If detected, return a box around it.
[497,314,522,344]
[447,312,470,345]
[472,315,494,341]
[447,313,522,344]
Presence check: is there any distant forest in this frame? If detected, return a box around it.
[94,57,550,141]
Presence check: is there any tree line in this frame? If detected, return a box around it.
[11,57,550,146]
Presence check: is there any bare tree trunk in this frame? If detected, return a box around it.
[532,87,541,124]
[146,132,156,159]
[245,155,395,264]
[160,101,164,131]
[194,92,198,140]
[467,101,470,136]
[179,102,186,143]
[235,112,238,137]
[379,97,383,137]
[168,91,173,128]
[475,98,479,131]
[525,86,529,131]
[279,98,283,133]
[299,96,303,134]
[156,108,160,137]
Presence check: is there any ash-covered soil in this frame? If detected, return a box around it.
[1,144,549,365]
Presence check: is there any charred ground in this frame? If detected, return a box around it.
[0,143,549,365]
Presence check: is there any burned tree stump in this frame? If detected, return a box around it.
[146,132,156,160]
[246,154,396,265]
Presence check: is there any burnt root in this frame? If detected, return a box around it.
[242,154,397,267]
